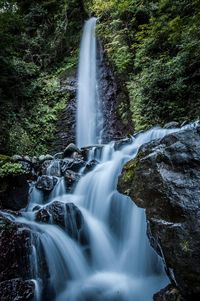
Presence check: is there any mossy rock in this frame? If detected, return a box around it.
[0,155,10,164]
[0,162,26,178]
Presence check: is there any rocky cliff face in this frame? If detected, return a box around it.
[118,126,200,300]
[96,42,133,142]
[0,214,35,301]
[51,77,77,153]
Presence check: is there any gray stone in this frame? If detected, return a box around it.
[163,121,179,129]
[118,126,200,299]
[63,143,80,158]
[36,175,57,191]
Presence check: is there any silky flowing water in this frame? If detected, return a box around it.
[8,126,178,301]
[76,17,103,147]
[1,18,182,301]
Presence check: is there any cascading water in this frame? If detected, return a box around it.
[76,17,103,147]
[3,127,181,301]
[1,17,187,301]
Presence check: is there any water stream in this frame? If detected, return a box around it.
[76,17,103,147]
[1,18,181,301]
[7,127,178,301]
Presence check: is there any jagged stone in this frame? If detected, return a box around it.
[0,215,31,282]
[118,126,200,299]
[64,170,80,191]
[0,279,35,301]
[114,137,132,150]
[61,158,85,173]
[35,201,85,241]
[84,159,99,173]
[63,143,80,158]
[153,284,185,301]
[36,175,57,191]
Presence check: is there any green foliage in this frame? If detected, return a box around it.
[0,155,10,163]
[88,0,200,131]
[0,162,25,177]
[0,0,85,155]
[8,69,70,155]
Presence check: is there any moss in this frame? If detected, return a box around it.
[0,162,25,178]
[87,0,200,131]
[119,158,140,196]
[0,155,10,164]
[180,240,189,253]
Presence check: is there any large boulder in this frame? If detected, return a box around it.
[61,158,85,173]
[118,127,200,299]
[64,170,80,191]
[0,175,29,211]
[0,215,31,282]
[63,143,80,158]
[35,201,86,242]
[0,279,35,301]
[36,175,58,191]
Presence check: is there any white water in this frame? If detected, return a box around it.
[0,17,185,301]
[76,17,103,147]
[4,127,180,301]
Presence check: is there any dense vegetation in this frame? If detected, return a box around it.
[0,0,86,155]
[87,0,200,130]
[1,0,200,155]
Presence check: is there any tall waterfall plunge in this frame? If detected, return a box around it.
[0,18,181,301]
[76,17,103,147]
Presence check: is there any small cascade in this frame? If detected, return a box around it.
[76,17,104,147]
[1,127,181,300]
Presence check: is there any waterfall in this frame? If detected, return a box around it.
[4,127,180,301]
[76,17,103,147]
[0,19,183,301]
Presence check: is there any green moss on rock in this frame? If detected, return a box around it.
[0,162,25,178]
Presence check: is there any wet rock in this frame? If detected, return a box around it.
[36,175,58,191]
[114,137,132,151]
[181,121,189,127]
[153,284,184,301]
[0,175,29,211]
[23,156,32,163]
[0,279,35,301]
[11,155,23,161]
[51,97,77,153]
[61,158,85,173]
[39,154,54,162]
[46,160,61,177]
[59,77,77,93]
[84,159,99,173]
[64,170,80,191]
[118,127,200,299]
[39,160,53,175]
[54,152,63,159]
[63,143,80,158]
[80,145,104,161]
[35,201,85,241]
[32,156,38,164]
[163,121,179,129]
[0,215,31,282]
[19,160,32,175]
[96,42,133,142]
